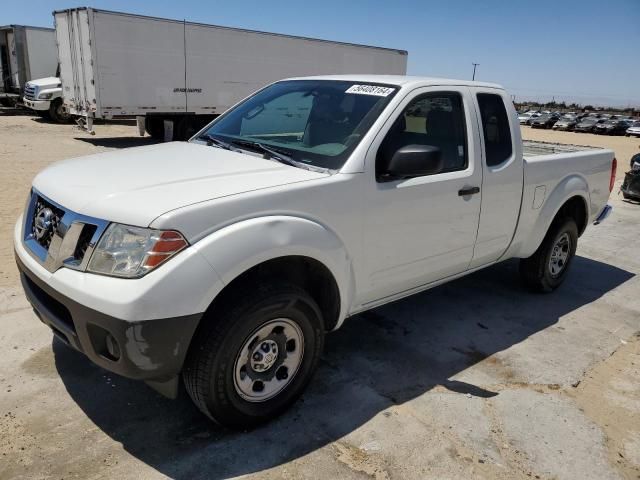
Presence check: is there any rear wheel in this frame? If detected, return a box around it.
[183,283,324,429]
[520,218,578,292]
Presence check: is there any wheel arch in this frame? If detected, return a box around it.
[192,215,355,332]
[517,175,590,258]
[205,255,342,332]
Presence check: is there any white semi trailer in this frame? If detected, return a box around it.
[53,8,408,139]
[0,25,58,105]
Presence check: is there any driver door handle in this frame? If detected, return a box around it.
[458,186,480,196]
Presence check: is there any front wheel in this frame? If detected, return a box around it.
[520,218,578,292]
[48,98,70,123]
[183,283,324,429]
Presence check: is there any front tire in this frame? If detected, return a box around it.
[48,98,70,123]
[520,218,578,292]
[183,283,324,429]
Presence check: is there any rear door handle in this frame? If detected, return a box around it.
[458,186,480,196]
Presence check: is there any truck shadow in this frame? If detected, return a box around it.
[0,106,37,116]
[53,256,633,479]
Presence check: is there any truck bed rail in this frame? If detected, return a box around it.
[523,140,601,157]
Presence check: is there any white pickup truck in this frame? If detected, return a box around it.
[14,75,615,428]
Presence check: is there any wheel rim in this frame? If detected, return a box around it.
[549,232,571,277]
[57,103,69,120]
[233,318,304,402]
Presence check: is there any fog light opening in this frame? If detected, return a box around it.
[104,333,121,361]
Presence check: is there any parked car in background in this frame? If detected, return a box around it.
[575,117,606,133]
[553,115,579,131]
[519,112,539,124]
[531,113,560,129]
[625,121,640,137]
[595,120,631,136]
[22,76,69,123]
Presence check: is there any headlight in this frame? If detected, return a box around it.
[38,92,54,100]
[87,224,188,278]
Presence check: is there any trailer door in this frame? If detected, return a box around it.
[55,9,97,117]
[7,31,20,90]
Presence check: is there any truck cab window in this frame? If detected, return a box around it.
[476,93,513,166]
[377,92,467,177]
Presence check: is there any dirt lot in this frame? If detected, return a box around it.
[0,110,639,480]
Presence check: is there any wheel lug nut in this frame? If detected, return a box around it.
[253,352,262,361]
[261,343,270,352]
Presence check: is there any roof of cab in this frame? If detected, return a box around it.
[285,74,503,90]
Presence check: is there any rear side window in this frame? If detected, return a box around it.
[477,93,513,166]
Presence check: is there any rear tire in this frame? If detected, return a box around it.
[520,218,578,293]
[48,98,70,123]
[183,282,324,429]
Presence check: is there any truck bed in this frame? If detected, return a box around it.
[523,140,601,157]
[506,141,614,261]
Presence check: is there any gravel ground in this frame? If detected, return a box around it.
[0,109,639,480]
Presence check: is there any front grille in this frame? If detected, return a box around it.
[24,84,36,100]
[23,190,109,274]
[32,196,65,250]
[74,224,97,260]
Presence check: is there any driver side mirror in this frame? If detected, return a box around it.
[380,144,444,181]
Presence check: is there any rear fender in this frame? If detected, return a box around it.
[518,175,589,258]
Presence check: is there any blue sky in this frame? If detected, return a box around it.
[4,0,639,106]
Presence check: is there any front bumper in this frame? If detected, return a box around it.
[22,97,50,111]
[14,209,223,387]
[16,253,202,382]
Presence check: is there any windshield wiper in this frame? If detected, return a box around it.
[229,139,300,168]
[200,135,332,174]
[198,134,238,151]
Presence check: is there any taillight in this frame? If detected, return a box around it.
[609,158,617,193]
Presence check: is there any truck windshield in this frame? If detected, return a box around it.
[195,80,398,170]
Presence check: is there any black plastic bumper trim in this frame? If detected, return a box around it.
[16,253,203,382]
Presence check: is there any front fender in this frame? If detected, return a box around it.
[518,175,589,258]
[191,215,354,328]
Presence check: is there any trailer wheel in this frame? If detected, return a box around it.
[144,117,165,140]
[48,98,70,123]
[183,282,324,429]
[519,218,578,293]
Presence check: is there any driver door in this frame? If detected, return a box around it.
[360,87,482,305]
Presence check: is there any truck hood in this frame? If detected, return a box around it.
[26,77,61,88]
[33,142,329,227]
